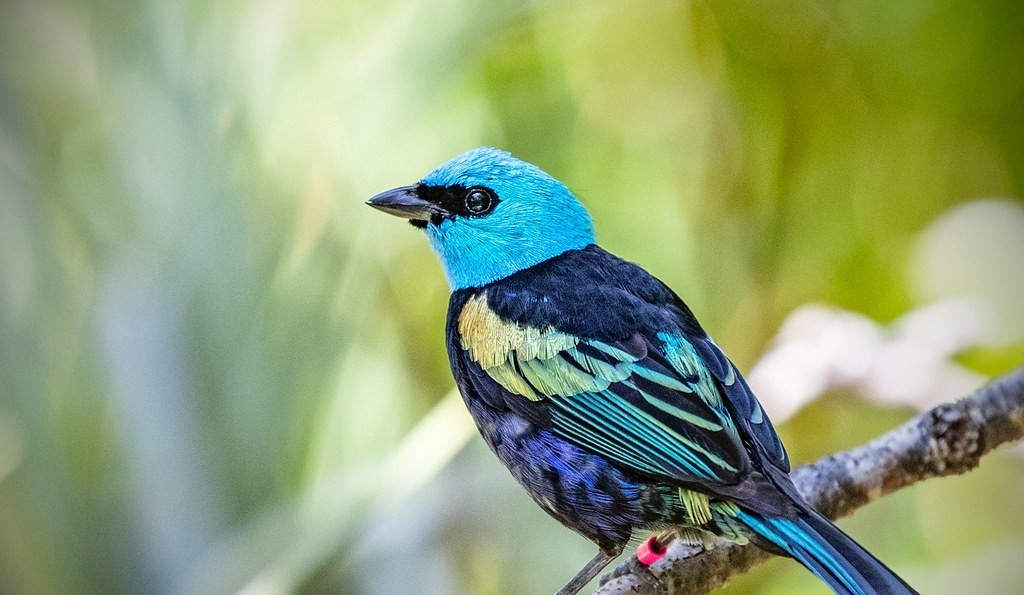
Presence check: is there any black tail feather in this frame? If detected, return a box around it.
[739,507,917,595]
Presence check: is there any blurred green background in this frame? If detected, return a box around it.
[2,0,1023,594]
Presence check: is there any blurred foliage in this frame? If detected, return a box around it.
[1,0,1023,594]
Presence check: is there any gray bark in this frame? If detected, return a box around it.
[595,365,1024,595]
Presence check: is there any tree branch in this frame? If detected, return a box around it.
[595,365,1024,595]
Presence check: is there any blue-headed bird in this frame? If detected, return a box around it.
[368,147,916,595]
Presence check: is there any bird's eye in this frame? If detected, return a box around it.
[464,188,494,214]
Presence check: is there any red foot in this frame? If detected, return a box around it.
[636,536,667,566]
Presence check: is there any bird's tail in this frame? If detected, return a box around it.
[737,507,917,595]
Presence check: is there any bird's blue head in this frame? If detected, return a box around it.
[368,147,595,290]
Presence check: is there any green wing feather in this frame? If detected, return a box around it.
[458,295,749,485]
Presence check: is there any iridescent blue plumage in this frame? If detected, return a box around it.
[368,147,917,595]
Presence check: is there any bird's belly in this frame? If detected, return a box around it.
[465,401,647,551]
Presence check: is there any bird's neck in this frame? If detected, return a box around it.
[431,233,595,291]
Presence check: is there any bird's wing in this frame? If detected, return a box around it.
[456,293,761,486]
[688,334,790,471]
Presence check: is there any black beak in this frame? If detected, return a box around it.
[366,185,446,222]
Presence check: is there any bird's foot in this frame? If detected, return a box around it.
[598,536,668,594]
[636,535,669,566]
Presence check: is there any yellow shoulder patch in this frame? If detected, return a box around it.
[457,295,628,400]
[457,294,578,369]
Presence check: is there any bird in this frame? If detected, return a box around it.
[367,147,917,595]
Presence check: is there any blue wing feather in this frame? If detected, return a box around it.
[449,245,793,509]
[690,336,790,470]
[456,318,752,486]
